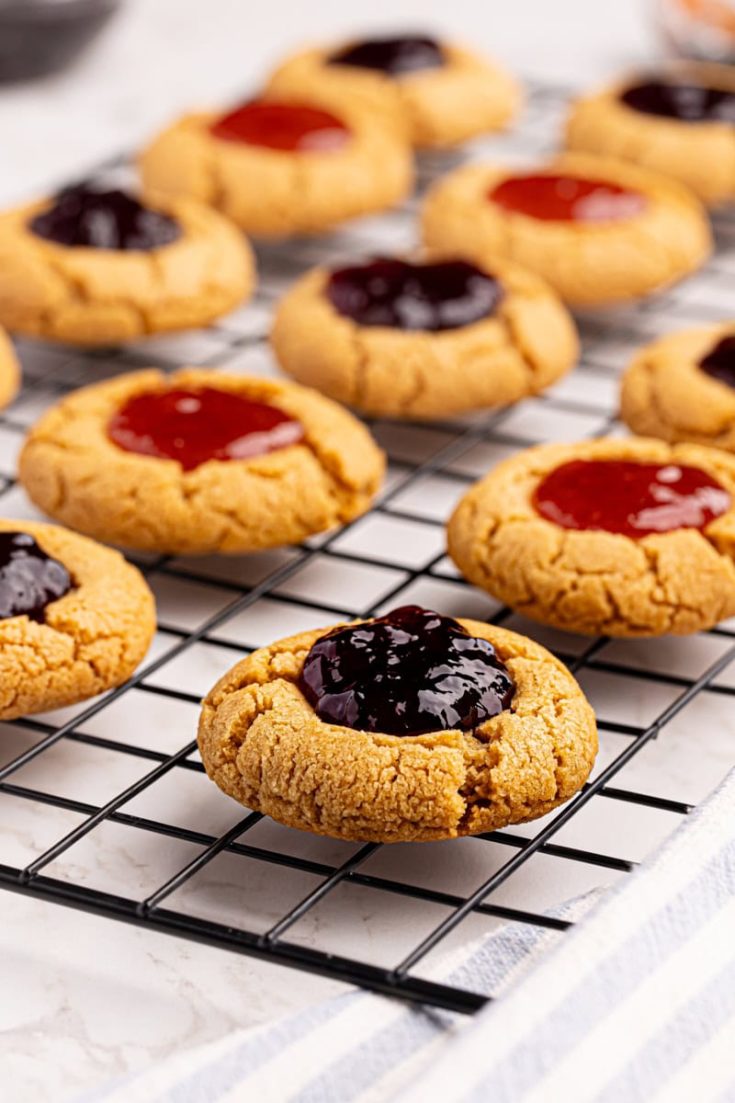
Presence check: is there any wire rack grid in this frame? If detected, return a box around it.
[1,78,735,1016]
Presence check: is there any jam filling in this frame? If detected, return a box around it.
[328,35,445,76]
[107,387,304,472]
[298,604,515,737]
[325,258,503,331]
[210,100,351,152]
[0,532,72,622]
[489,173,648,223]
[620,79,735,124]
[699,335,735,389]
[29,185,181,251]
[533,459,730,538]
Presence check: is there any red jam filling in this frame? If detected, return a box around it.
[209,100,351,152]
[489,173,648,223]
[533,459,730,538]
[107,388,304,472]
[699,335,735,390]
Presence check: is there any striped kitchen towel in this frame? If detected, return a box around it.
[401,762,735,1103]
[81,766,735,1103]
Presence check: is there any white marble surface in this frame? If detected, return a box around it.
[2,3,728,1102]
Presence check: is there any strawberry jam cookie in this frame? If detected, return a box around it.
[621,324,735,453]
[139,94,413,238]
[566,65,735,206]
[448,437,735,637]
[0,519,155,720]
[271,255,578,419]
[0,326,20,409]
[18,369,385,555]
[0,183,254,346]
[421,153,711,307]
[198,604,597,843]
[266,34,521,150]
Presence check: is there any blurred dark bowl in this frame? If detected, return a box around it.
[0,0,121,82]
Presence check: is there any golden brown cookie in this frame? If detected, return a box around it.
[448,437,735,637]
[18,368,385,555]
[0,518,155,720]
[266,36,521,150]
[0,186,254,346]
[198,608,597,843]
[270,255,578,419]
[139,94,413,238]
[0,326,20,409]
[421,152,712,307]
[565,65,735,206]
[621,324,735,452]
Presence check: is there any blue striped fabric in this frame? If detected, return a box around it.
[402,767,735,1103]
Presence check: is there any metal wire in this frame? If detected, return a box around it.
[0,78,734,1014]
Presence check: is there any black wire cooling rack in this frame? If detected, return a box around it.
[1,79,734,1015]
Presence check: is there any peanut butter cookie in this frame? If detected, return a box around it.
[566,65,735,206]
[139,94,413,238]
[448,437,735,637]
[0,519,155,720]
[198,605,597,843]
[271,255,578,419]
[421,153,711,307]
[0,184,255,346]
[266,34,521,150]
[19,368,385,555]
[621,324,735,452]
[0,326,20,409]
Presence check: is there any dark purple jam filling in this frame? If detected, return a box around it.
[29,184,181,251]
[0,531,72,622]
[298,605,515,737]
[699,335,735,389]
[325,258,503,331]
[328,35,445,76]
[620,79,735,123]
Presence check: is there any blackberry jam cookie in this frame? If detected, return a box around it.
[621,324,735,452]
[566,65,735,206]
[421,153,711,307]
[0,184,255,346]
[0,519,155,720]
[266,33,521,150]
[448,437,735,637]
[19,368,385,555]
[271,255,578,419]
[0,326,20,409]
[139,95,413,238]
[198,605,597,843]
